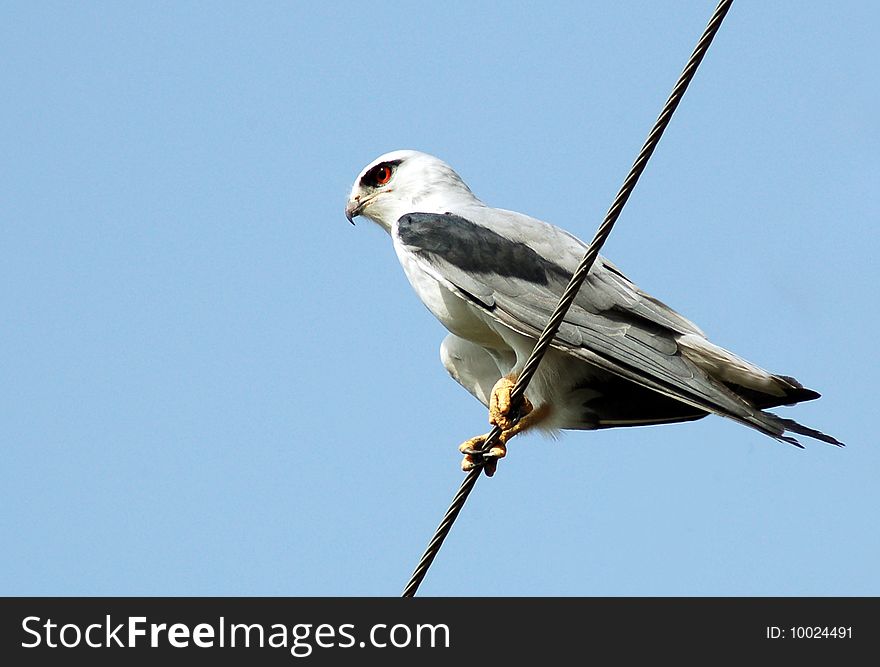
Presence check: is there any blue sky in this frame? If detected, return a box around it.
[2,1,877,596]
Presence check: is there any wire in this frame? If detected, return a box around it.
[402,0,734,598]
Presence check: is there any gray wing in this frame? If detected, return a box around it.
[393,209,803,445]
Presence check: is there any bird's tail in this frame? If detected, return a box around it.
[677,334,843,448]
[704,384,843,449]
[773,415,844,448]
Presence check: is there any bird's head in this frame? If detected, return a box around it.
[345,150,481,232]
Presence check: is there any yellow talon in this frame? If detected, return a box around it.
[457,403,552,476]
[489,375,533,431]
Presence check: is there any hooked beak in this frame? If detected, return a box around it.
[345,197,363,225]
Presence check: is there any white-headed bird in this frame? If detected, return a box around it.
[346,150,842,474]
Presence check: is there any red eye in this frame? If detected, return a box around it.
[374,165,392,185]
[362,162,394,187]
[360,160,400,188]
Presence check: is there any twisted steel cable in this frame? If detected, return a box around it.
[403,0,734,597]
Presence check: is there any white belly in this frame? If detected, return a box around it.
[394,244,508,349]
[391,233,576,419]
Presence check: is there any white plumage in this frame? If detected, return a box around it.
[346,150,842,458]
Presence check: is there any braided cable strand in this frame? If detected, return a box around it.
[402,0,734,598]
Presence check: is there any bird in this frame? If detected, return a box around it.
[345,149,842,475]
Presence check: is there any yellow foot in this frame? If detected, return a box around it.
[459,433,508,477]
[457,404,550,477]
[489,375,533,431]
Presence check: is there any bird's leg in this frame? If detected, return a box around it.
[488,374,530,432]
[459,376,549,476]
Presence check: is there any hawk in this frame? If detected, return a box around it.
[345,150,842,474]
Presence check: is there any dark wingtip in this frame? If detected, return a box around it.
[779,434,806,449]
[779,418,845,448]
[776,375,822,404]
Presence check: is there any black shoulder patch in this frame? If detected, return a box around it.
[397,212,571,286]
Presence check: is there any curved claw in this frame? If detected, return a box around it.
[457,403,551,476]
[459,431,509,476]
[461,454,498,477]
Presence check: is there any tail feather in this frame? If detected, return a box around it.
[776,416,845,447]
[713,387,844,449]
[776,432,805,449]
[695,367,843,449]
[679,335,823,409]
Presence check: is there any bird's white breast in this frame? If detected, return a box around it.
[393,240,507,350]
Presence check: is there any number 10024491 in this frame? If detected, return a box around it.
[792,626,852,639]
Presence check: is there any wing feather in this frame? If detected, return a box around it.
[394,211,795,441]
